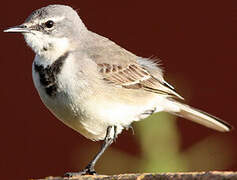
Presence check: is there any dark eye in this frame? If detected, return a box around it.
[45,20,54,28]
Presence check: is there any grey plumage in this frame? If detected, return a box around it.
[4,4,232,176]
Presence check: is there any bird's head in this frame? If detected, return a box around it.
[4,5,87,59]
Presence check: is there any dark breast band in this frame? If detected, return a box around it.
[34,52,69,97]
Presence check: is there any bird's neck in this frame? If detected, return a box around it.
[37,40,72,67]
[24,33,71,66]
[36,43,69,67]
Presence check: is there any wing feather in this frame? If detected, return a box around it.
[97,62,183,100]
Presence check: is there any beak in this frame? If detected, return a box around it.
[4,24,31,33]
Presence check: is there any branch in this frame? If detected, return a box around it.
[34,171,237,180]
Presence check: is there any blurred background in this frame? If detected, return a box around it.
[1,1,237,180]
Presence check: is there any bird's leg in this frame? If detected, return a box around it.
[64,126,116,177]
[83,126,115,174]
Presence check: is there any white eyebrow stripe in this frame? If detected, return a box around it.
[39,16,65,24]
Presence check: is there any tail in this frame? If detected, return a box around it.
[164,99,232,132]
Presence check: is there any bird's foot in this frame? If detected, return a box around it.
[64,168,96,177]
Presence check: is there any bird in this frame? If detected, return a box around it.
[4,4,232,177]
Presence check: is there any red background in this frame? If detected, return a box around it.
[1,1,237,179]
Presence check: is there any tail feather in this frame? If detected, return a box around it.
[165,100,232,132]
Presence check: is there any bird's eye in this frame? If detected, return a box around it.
[45,20,54,28]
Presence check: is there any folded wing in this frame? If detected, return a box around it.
[97,62,183,100]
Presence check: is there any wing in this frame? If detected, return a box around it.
[97,62,184,100]
[85,32,183,99]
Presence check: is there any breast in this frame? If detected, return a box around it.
[32,57,77,121]
[32,53,76,123]
[32,54,109,141]
[33,52,69,97]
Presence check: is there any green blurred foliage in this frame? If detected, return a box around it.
[136,112,188,172]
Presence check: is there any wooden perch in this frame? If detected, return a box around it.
[34,171,237,180]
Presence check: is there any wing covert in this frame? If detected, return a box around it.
[97,62,183,100]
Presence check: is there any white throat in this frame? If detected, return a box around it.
[24,32,70,66]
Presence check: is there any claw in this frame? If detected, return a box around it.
[64,169,96,177]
